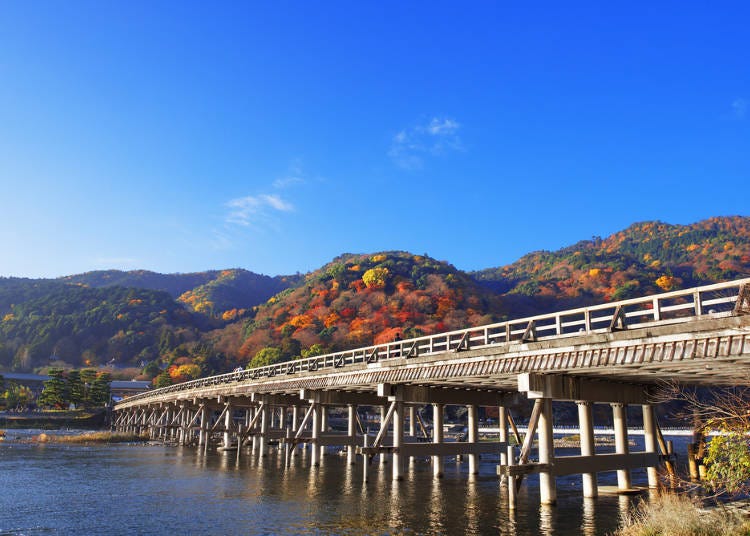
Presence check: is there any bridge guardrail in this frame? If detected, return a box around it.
[118,278,750,406]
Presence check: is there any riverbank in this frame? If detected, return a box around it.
[0,409,107,429]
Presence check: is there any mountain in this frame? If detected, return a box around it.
[60,268,300,316]
[472,216,750,315]
[0,282,201,372]
[230,252,506,366]
[0,215,747,378]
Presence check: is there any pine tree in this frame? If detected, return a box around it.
[67,369,83,408]
[89,372,111,407]
[38,368,67,409]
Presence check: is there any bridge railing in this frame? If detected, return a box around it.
[118,278,749,405]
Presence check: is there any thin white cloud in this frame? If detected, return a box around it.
[389,116,463,169]
[731,98,747,119]
[225,193,294,228]
[92,257,140,269]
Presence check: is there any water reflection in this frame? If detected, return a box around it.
[1,432,692,536]
[539,503,556,535]
[582,497,597,536]
[427,476,447,534]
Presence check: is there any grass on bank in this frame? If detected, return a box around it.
[36,431,150,443]
[614,493,750,536]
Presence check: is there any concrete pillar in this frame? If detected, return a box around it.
[166,408,173,440]
[178,405,187,446]
[311,403,320,466]
[642,404,659,488]
[198,405,208,448]
[538,398,556,505]
[319,405,327,463]
[292,405,299,433]
[249,406,258,453]
[409,406,416,437]
[393,401,404,480]
[223,402,233,449]
[380,406,387,464]
[498,406,508,467]
[347,404,357,465]
[432,403,444,477]
[577,401,598,497]
[467,404,479,474]
[259,403,269,457]
[612,403,632,490]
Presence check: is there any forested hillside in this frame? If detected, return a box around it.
[472,216,750,315]
[0,216,747,381]
[0,283,202,371]
[61,268,299,317]
[229,252,505,367]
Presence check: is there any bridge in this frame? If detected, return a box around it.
[114,278,750,505]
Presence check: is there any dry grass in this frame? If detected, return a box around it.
[41,431,150,443]
[614,493,750,536]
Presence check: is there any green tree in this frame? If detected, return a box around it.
[67,369,84,408]
[80,368,98,406]
[301,344,326,359]
[248,347,282,368]
[153,370,173,388]
[3,382,33,410]
[38,368,67,409]
[89,372,111,407]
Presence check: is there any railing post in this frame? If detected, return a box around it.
[652,297,661,321]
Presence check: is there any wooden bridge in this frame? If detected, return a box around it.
[114,278,750,505]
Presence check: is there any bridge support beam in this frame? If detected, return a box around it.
[642,404,659,488]
[198,404,208,448]
[467,404,478,475]
[538,397,556,505]
[498,406,508,480]
[432,403,444,477]
[393,400,404,480]
[577,401,598,498]
[347,404,356,465]
[311,402,321,466]
[612,403,632,491]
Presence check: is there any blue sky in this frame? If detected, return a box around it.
[1,2,747,278]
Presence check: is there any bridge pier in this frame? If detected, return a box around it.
[467,404,478,475]
[347,404,357,465]
[612,403,632,491]
[509,373,661,504]
[432,403,444,477]
[538,397,556,505]
[642,404,659,488]
[577,401,597,497]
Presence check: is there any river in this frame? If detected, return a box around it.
[0,430,689,535]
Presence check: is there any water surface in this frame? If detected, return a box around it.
[1,431,684,535]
